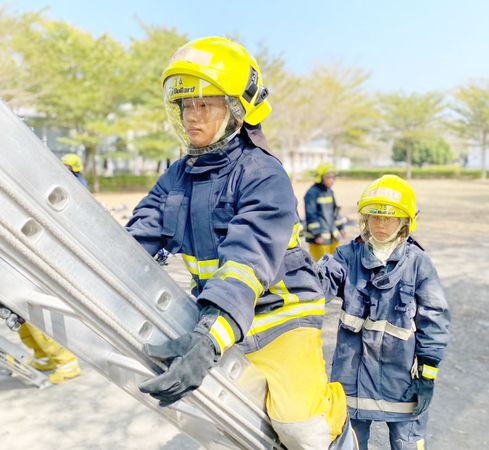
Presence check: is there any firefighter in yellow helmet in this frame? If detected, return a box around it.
[305,163,347,261]
[316,175,450,450]
[127,37,355,448]
[62,153,89,188]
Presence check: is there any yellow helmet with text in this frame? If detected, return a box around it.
[357,175,417,232]
[161,36,271,126]
[62,154,83,173]
[314,163,336,183]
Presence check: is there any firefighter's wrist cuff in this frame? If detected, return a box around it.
[208,315,237,355]
[417,357,439,380]
[420,364,439,380]
[197,305,242,355]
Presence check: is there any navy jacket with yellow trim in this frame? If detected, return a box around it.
[126,134,325,353]
[304,183,345,244]
[317,237,450,421]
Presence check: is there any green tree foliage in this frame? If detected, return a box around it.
[15,16,130,190]
[450,82,489,179]
[0,9,49,109]
[379,92,444,178]
[307,65,379,161]
[124,23,187,169]
[392,138,453,167]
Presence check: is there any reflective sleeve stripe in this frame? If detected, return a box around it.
[209,316,236,354]
[213,261,263,301]
[346,396,416,414]
[416,439,426,450]
[332,229,341,239]
[247,299,325,336]
[339,310,365,332]
[190,278,197,290]
[335,217,348,226]
[182,255,219,280]
[363,317,415,341]
[308,222,320,230]
[287,222,302,248]
[269,280,299,305]
[421,364,439,380]
[317,197,333,204]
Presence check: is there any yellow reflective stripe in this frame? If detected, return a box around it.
[363,317,415,341]
[182,254,198,275]
[287,222,302,248]
[209,316,236,354]
[416,439,426,450]
[421,364,438,380]
[182,254,219,280]
[346,396,416,414]
[335,217,347,226]
[197,259,219,279]
[308,222,320,230]
[190,278,197,290]
[339,310,365,332]
[6,354,15,367]
[317,196,333,204]
[213,261,263,300]
[247,299,325,336]
[269,280,299,305]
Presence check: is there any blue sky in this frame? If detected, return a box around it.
[5,0,489,93]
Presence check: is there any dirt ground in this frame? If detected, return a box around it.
[1,178,488,449]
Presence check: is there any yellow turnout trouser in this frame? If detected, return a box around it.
[309,241,340,262]
[18,323,77,366]
[246,328,347,446]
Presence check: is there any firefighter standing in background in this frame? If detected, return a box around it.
[305,163,347,261]
[62,153,89,189]
[127,37,356,449]
[316,175,450,450]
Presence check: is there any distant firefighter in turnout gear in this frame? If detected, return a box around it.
[126,37,357,449]
[305,163,347,261]
[62,153,89,189]
[316,175,450,450]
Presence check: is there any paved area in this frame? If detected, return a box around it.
[1,179,488,449]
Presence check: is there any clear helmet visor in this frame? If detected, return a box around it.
[163,75,245,155]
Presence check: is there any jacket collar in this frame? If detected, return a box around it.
[361,240,407,269]
[184,135,244,175]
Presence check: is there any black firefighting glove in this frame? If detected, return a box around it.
[401,377,434,415]
[402,358,438,415]
[0,303,25,331]
[139,305,241,407]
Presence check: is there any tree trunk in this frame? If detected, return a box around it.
[481,132,487,180]
[88,146,99,193]
[406,141,413,179]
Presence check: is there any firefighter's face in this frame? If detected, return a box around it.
[182,97,228,148]
[368,215,401,241]
[322,174,336,188]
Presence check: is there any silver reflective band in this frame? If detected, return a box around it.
[339,311,415,340]
[363,317,415,341]
[339,310,365,332]
[347,396,416,414]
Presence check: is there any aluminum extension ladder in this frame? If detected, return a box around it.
[0,100,284,450]
[0,333,51,389]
